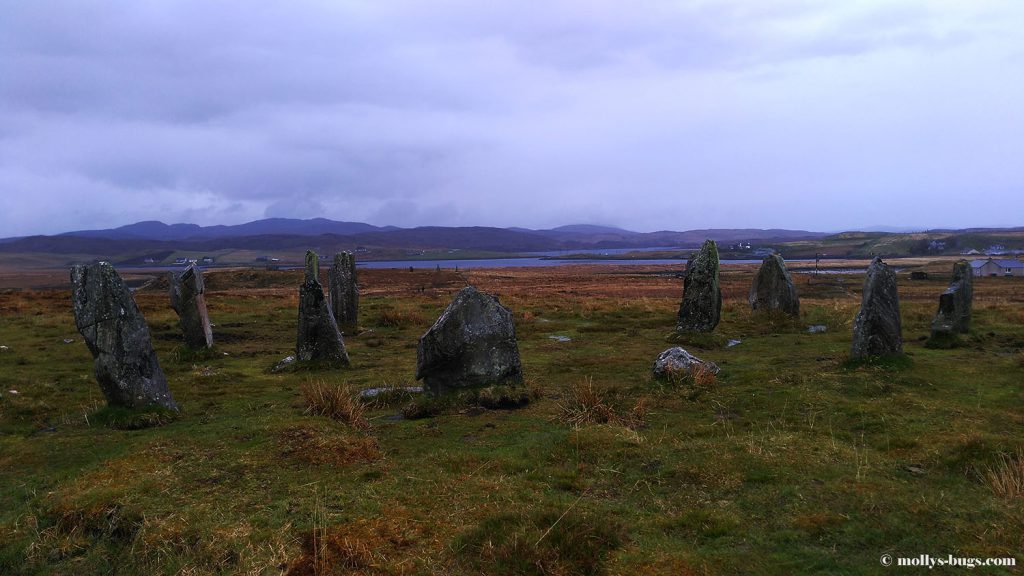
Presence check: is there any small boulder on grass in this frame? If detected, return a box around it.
[653,347,720,382]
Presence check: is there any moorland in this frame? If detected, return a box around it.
[0,258,1022,574]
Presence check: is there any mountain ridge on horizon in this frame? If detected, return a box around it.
[39,217,824,242]
[0,217,833,255]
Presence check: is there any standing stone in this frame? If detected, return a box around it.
[930,260,973,335]
[169,265,213,349]
[296,251,350,365]
[851,257,903,359]
[676,239,722,333]
[70,262,178,411]
[749,253,800,316]
[416,286,522,393]
[328,251,359,331]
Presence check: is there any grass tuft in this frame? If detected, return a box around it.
[301,381,369,430]
[286,515,417,576]
[454,506,626,576]
[375,304,427,329]
[558,378,647,430]
[979,449,1024,499]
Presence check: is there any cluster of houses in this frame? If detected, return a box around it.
[971,258,1024,277]
[172,256,215,266]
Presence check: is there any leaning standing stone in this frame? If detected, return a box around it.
[749,253,800,316]
[169,265,213,349]
[71,262,178,411]
[930,260,973,336]
[676,239,722,333]
[851,257,903,358]
[416,286,522,393]
[296,251,350,365]
[328,251,359,331]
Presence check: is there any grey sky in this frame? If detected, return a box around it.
[2,0,1022,236]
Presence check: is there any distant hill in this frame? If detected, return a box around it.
[0,218,833,261]
[61,218,392,241]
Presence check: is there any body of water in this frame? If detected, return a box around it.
[357,257,815,269]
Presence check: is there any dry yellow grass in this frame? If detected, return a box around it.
[981,450,1024,500]
[301,381,369,431]
[557,377,647,430]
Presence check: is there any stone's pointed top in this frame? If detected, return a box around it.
[304,250,319,283]
[175,264,204,294]
[952,259,971,281]
[71,261,131,331]
[334,251,355,267]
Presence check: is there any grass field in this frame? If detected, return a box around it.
[1,261,1022,574]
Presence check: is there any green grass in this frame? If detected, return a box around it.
[0,270,1022,574]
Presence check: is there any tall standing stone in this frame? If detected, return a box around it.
[328,251,359,332]
[169,265,213,349]
[71,262,178,411]
[749,253,800,316]
[930,260,973,336]
[851,257,903,359]
[296,251,350,365]
[676,239,722,333]
[416,286,522,393]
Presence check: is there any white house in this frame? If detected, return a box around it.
[971,258,1024,277]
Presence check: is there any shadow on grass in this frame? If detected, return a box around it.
[90,405,179,430]
[839,353,913,372]
[924,332,963,349]
[664,331,732,350]
[400,383,541,419]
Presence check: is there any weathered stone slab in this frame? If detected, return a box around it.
[71,262,178,411]
[416,286,522,393]
[328,251,359,331]
[749,253,800,316]
[676,239,722,333]
[930,260,973,336]
[169,265,213,349]
[296,251,350,365]
[652,347,720,380]
[851,257,903,358]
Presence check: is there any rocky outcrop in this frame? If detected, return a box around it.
[749,253,800,316]
[851,257,903,359]
[296,251,350,365]
[169,265,213,349]
[652,347,720,381]
[71,262,178,411]
[328,251,359,331]
[930,260,973,336]
[416,286,522,393]
[676,240,722,333]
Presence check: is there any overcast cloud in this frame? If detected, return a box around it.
[1,0,1023,236]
